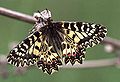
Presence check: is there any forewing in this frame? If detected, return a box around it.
[7,31,42,67]
[62,21,107,48]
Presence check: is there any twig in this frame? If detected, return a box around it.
[102,37,120,49]
[0,7,36,24]
[62,58,117,68]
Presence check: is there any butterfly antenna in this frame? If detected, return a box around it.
[37,10,41,13]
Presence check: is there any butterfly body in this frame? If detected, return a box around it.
[7,9,107,74]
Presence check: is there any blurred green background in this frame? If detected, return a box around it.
[0,0,120,82]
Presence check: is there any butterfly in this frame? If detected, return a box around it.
[7,9,107,74]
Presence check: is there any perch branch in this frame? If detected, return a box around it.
[0,7,36,24]
[62,58,117,68]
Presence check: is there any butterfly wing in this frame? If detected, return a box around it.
[7,31,42,67]
[7,30,62,74]
[35,40,62,74]
[62,21,107,48]
[53,21,107,65]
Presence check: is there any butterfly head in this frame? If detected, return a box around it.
[33,9,52,23]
